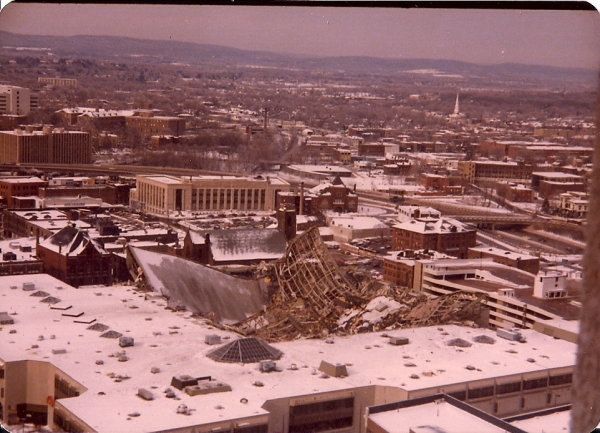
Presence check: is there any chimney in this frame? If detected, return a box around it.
[299,182,304,216]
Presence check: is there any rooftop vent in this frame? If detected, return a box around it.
[171,375,199,390]
[138,388,154,401]
[185,380,232,396]
[497,328,523,342]
[30,290,50,298]
[87,323,109,332]
[41,296,61,305]
[389,336,409,346]
[0,312,14,325]
[318,361,348,378]
[446,338,472,348]
[259,360,277,372]
[205,334,221,345]
[473,335,496,345]
[119,336,134,347]
[100,330,123,339]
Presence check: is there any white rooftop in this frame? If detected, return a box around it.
[0,274,578,432]
[369,399,510,433]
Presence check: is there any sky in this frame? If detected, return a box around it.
[0,2,599,69]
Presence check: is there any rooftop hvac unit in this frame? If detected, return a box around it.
[22,282,35,291]
[389,336,409,346]
[119,336,134,347]
[318,361,348,378]
[497,328,523,342]
[0,312,14,325]
[205,334,221,345]
[171,375,198,390]
[259,360,277,372]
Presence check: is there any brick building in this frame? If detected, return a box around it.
[458,160,535,184]
[36,224,114,287]
[125,113,186,137]
[0,127,91,164]
[277,176,358,216]
[0,176,47,208]
[392,218,477,259]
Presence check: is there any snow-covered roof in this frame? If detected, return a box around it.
[0,273,577,432]
[469,246,539,261]
[129,247,267,324]
[329,216,389,230]
[208,228,287,262]
[39,225,107,256]
[393,218,473,234]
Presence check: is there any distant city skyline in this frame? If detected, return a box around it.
[0,2,599,69]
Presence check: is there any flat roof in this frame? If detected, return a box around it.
[532,172,583,179]
[0,274,577,432]
[469,246,539,261]
[369,399,512,433]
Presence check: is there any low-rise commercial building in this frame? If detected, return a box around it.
[0,273,578,432]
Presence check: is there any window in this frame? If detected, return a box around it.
[523,377,548,391]
[549,373,573,386]
[496,381,521,395]
[447,390,466,401]
[468,386,494,400]
[289,397,354,433]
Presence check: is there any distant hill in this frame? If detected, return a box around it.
[0,30,596,87]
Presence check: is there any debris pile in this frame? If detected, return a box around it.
[231,227,489,342]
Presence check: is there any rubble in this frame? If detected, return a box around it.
[231,227,489,342]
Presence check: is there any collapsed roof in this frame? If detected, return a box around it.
[233,227,489,342]
[128,246,268,324]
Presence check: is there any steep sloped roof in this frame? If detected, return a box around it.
[128,247,267,325]
[206,337,283,363]
[40,225,107,256]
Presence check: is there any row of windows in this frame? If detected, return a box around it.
[54,375,80,399]
[449,373,572,401]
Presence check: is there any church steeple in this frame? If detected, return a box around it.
[454,92,460,115]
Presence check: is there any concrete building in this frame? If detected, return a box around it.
[0,85,35,116]
[559,191,588,219]
[38,77,78,87]
[0,127,91,164]
[367,394,527,433]
[468,246,540,275]
[411,258,579,330]
[533,270,568,300]
[0,272,578,432]
[130,174,289,216]
[325,215,391,243]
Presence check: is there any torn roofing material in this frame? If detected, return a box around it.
[206,337,283,363]
[128,247,268,324]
